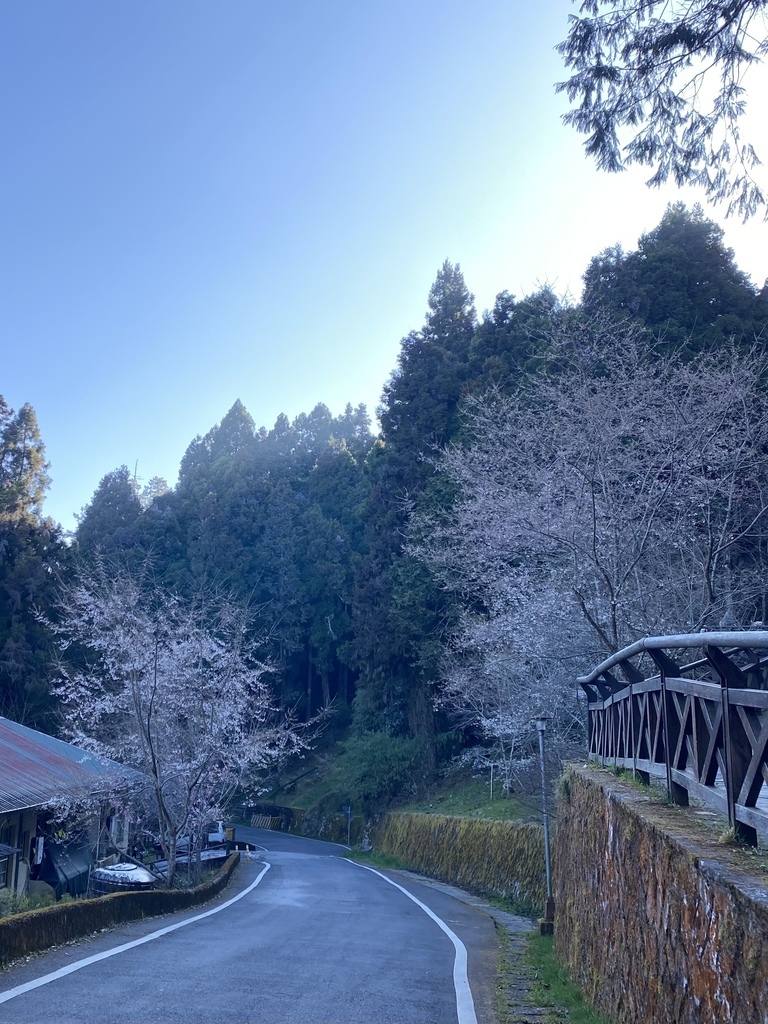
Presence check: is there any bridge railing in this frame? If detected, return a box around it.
[578,631,768,845]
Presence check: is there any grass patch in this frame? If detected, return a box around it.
[495,923,516,1024]
[400,776,532,822]
[525,933,611,1024]
[272,748,345,811]
[486,891,539,919]
[342,848,409,871]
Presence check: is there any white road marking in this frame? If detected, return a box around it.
[352,862,478,1024]
[0,861,271,1005]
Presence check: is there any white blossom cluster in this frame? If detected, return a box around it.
[46,563,305,885]
[412,318,768,780]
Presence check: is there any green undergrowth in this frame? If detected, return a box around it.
[283,766,341,811]
[0,889,65,920]
[400,775,533,821]
[487,891,540,919]
[271,732,423,818]
[525,934,611,1024]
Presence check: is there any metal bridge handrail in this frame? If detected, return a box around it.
[577,630,768,686]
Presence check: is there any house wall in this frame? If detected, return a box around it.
[1,801,133,899]
[0,808,37,895]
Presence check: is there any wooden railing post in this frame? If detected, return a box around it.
[628,681,635,779]
[648,649,688,806]
[659,665,673,801]
[705,644,756,843]
[722,671,737,831]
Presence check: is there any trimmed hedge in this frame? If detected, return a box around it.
[0,853,240,965]
[373,812,546,914]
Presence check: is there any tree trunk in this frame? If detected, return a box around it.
[321,669,330,707]
[306,656,313,720]
[408,679,436,779]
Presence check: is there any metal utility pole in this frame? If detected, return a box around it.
[535,715,555,932]
[343,805,352,847]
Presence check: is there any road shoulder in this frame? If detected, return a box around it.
[381,869,558,1024]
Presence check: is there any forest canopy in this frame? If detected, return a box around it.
[3,203,767,808]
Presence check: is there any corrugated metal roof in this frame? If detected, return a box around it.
[0,717,139,814]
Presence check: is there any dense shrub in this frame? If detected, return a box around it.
[330,733,422,812]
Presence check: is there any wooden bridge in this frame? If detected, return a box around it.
[578,631,768,845]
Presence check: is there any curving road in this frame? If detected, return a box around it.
[0,828,499,1024]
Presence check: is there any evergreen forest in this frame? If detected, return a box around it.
[3,204,768,811]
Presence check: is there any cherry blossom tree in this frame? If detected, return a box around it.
[412,318,768,775]
[48,563,305,886]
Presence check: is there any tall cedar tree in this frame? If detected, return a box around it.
[75,465,143,559]
[557,0,768,218]
[0,398,69,729]
[582,203,767,351]
[353,262,476,762]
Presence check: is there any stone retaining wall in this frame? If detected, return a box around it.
[554,766,768,1024]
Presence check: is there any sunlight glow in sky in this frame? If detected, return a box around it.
[2,2,766,532]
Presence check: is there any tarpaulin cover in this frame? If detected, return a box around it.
[39,841,93,898]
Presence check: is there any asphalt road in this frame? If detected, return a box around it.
[0,829,499,1024]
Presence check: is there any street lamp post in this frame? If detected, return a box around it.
[535,715,555,933]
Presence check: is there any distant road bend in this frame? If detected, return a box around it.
[0,828,499,1024]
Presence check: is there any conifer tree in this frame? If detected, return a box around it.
[353,262,476,765]
[582,204,767,350]
[0,400,50,523]
[0,396,67,729]
[75,466,143,557]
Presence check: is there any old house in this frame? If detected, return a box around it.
[0,716,137,898]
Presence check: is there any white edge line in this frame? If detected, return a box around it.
[0,861,271,1005]
[351,862,477,1024]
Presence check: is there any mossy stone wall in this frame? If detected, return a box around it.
[373,812,546,913]
[0,853,240,965]
[555,766,768,1024]
[282,807,366,846]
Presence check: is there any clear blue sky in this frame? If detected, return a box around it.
[2,2,766,532]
